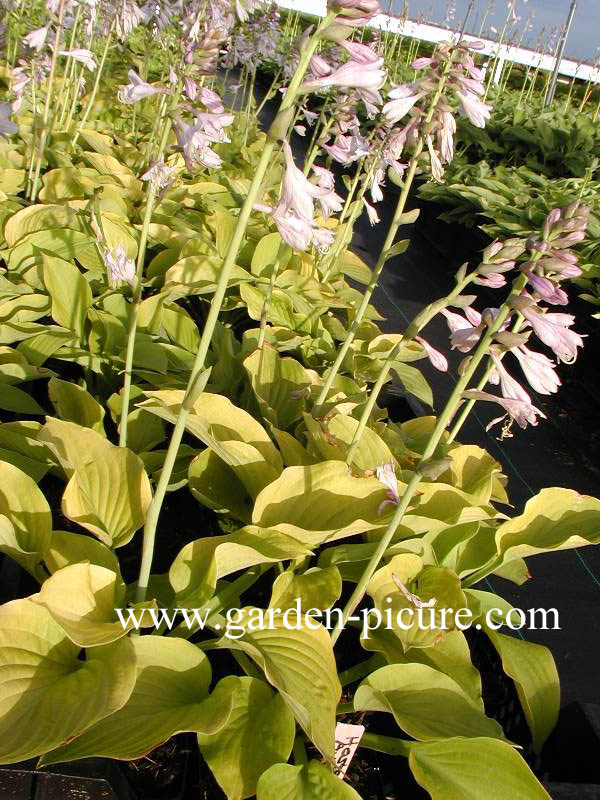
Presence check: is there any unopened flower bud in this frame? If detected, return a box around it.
[564,201,580,219]
[482,240,504,261]
[543,208,562,239]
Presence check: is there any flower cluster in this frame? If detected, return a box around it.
[255,141,337,252]
[445,205,590,433]
[174,90,233,171]
[382,39,492,183]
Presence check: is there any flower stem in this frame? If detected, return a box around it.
[29,0,67,203]
[70,19,115,151]
[330,272,528,643]
[134,13,336,604]
[119,118,173,448]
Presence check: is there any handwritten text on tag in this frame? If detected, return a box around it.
[333,722,365,779]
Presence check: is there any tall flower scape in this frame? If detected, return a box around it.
[0,1,597,799]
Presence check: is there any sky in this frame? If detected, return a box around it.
[392,0,600,63]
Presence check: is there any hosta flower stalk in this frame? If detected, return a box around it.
[135,9,337,604]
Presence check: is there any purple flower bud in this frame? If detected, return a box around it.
[543,208,562,239]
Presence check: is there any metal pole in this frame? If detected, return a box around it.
[545,0,579,106]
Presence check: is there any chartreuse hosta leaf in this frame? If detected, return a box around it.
[367,554,468,650]
[361,628,483,707]
[441,444,506,505]
[252,461,391,546]
[408,738,551,799]
[0,460,52,574]
[140,390,282,497]
[243,346,314,430]
[268,566,342,613]
[169,527,312,608]
[197,676,295,800]
[188,449,253,522]
[39,418,152,548]
[485,629,559,754]
[37,563,152,646]
[257,760,362,800]
[303,413,394,473]
[42,255,92,340]
[354,663,506,742]
[495,487,600,561]
[43,530,120,575]
[48,376,105,433]
[219,608,341,761]
[0,598,136,763]
[40,637,232,765]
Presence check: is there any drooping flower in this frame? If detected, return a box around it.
[59,48,96,71]
[141,159,176,194]
[441,307,485,352]
[488,352,532,404]
[511,296,584,363]
[105,245,136,288]
[462,389,547,431]
[512,345,561,395]
[300,58,386,93]
[522,270,568,305]
[456,90,492,128]
[23,26,49,52]
[415,335,448,371]
[310,164,343,220]
[376,461,400,513]
[198,87,224,114]
[364,198,380,226]
[322,130,370,165]
[382,84,423,124]
[118,69,169,104]
[280,141,329,222]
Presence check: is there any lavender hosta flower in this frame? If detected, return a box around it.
[364,198,380,226]
[329,0,381,27]
[513,345,561,395]
[175,120,222,171]
[441,307,485,352]
[105,245,136,288]
[23,25,48,52]
[488,351,532,404]
[437,110,456,163]
[473,271,507,289]
[118,70,169,104]
[426,136,444,182]
[376,461,400,514]
[382,84,423,125]
[115,0,145,40]
[0,104,18,139]
[309,54,332,79]
[184,77,197,101]
[141,159,176,194]
[522,271,568,306]
[59,48,96,71]
[322,130,370,165]
[254,203,334,253]
[280,141,329,222]
[300,58,386,93]
[197,89,223,115]
[456,90,492,128]
[311,165,343,220]
[415,335,448,371]
[462,389,547,431]
[511,296,584,364]
[341,40,380,64]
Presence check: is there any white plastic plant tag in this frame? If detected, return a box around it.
[333,722,365,779]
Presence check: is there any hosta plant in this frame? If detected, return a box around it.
[0,2,598,799]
